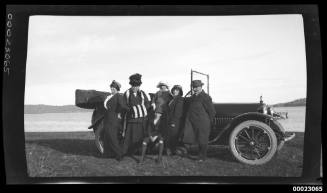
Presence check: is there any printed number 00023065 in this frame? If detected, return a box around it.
[292,186,323,192]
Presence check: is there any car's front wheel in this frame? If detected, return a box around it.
[229,120,277,165]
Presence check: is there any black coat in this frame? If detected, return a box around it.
[103,93,128,157]
[167,95,184,127]
[122,88,150,154]
[123,88,150,123]
[182,91,216,145]
[167,95,184,149]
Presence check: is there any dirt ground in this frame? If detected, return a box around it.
[25,131,304,177]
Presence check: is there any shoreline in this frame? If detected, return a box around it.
[23,105,306,115]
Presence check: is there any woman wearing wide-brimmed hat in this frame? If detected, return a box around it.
[151,81,173,137]
[122,73,151,158]
[166,85,184,155]
[102,80,128,161]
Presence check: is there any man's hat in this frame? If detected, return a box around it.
[191,80,204,88]
[156,81,169,88]
[129,73,142,86]
[110,80,121,91]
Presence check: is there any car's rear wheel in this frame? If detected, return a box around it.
[229,120,277,165]
[93,121,106,155]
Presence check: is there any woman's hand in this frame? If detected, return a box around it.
[151,103,156,110]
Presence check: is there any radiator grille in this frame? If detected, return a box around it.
[214,116,233,126]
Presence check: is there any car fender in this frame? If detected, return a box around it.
[214,112,286,145]
[230,112,286,135]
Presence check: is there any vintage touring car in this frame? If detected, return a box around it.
[75,70,295,165]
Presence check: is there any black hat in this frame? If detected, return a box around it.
[171,85,183,96]
[129,73,142,86]
[191,80,204,88]
[110,80,121,91]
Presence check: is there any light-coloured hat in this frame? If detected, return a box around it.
[157,81,169,88]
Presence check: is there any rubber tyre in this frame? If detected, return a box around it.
[229,120,278,165]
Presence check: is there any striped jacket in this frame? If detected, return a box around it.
[123,88,150,119]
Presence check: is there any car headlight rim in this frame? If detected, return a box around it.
[263,107,267,114]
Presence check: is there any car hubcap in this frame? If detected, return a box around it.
[235,126,272,160]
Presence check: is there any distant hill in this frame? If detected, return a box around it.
[273,98,306,107]
[24,105,93,114]
[25,97,306,114]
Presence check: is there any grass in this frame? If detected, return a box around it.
[25,131,304,177]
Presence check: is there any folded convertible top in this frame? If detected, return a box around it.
[75,89,110,109]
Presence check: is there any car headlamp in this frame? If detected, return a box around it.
[263,106,267,114]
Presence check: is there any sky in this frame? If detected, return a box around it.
[25,15,307,105]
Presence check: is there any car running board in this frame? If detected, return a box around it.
[284,133,296,142]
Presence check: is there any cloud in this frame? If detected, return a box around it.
[25,15,307,105]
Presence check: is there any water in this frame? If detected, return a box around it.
[24,112,93,132]
[274,106,306,132]
[24,106,306,132]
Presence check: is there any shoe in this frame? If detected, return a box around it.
[284,133,296,142]
[175,149,183,156]
[166,149,172,156]
[155,157,163,164]
[116,155,123,161]
[176,146,188,156]
[196,157,206,162]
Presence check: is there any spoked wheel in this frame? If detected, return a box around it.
[95,136,104,154]
[229,120,277,165]
[93,120,106,155]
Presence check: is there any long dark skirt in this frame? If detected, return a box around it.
[123,118,147,155]
[158,114,169,139]
[103,123,124,158]
[167,120,181,152]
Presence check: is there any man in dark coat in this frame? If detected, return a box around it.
[182,80,216,162]
[122,73,150,159]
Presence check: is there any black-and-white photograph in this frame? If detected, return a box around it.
[22,14,308,177]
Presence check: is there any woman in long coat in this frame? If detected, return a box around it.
[166,85,184,155]
[182,80,216,161]
[122,73,150,157]
[103,80,128,160]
